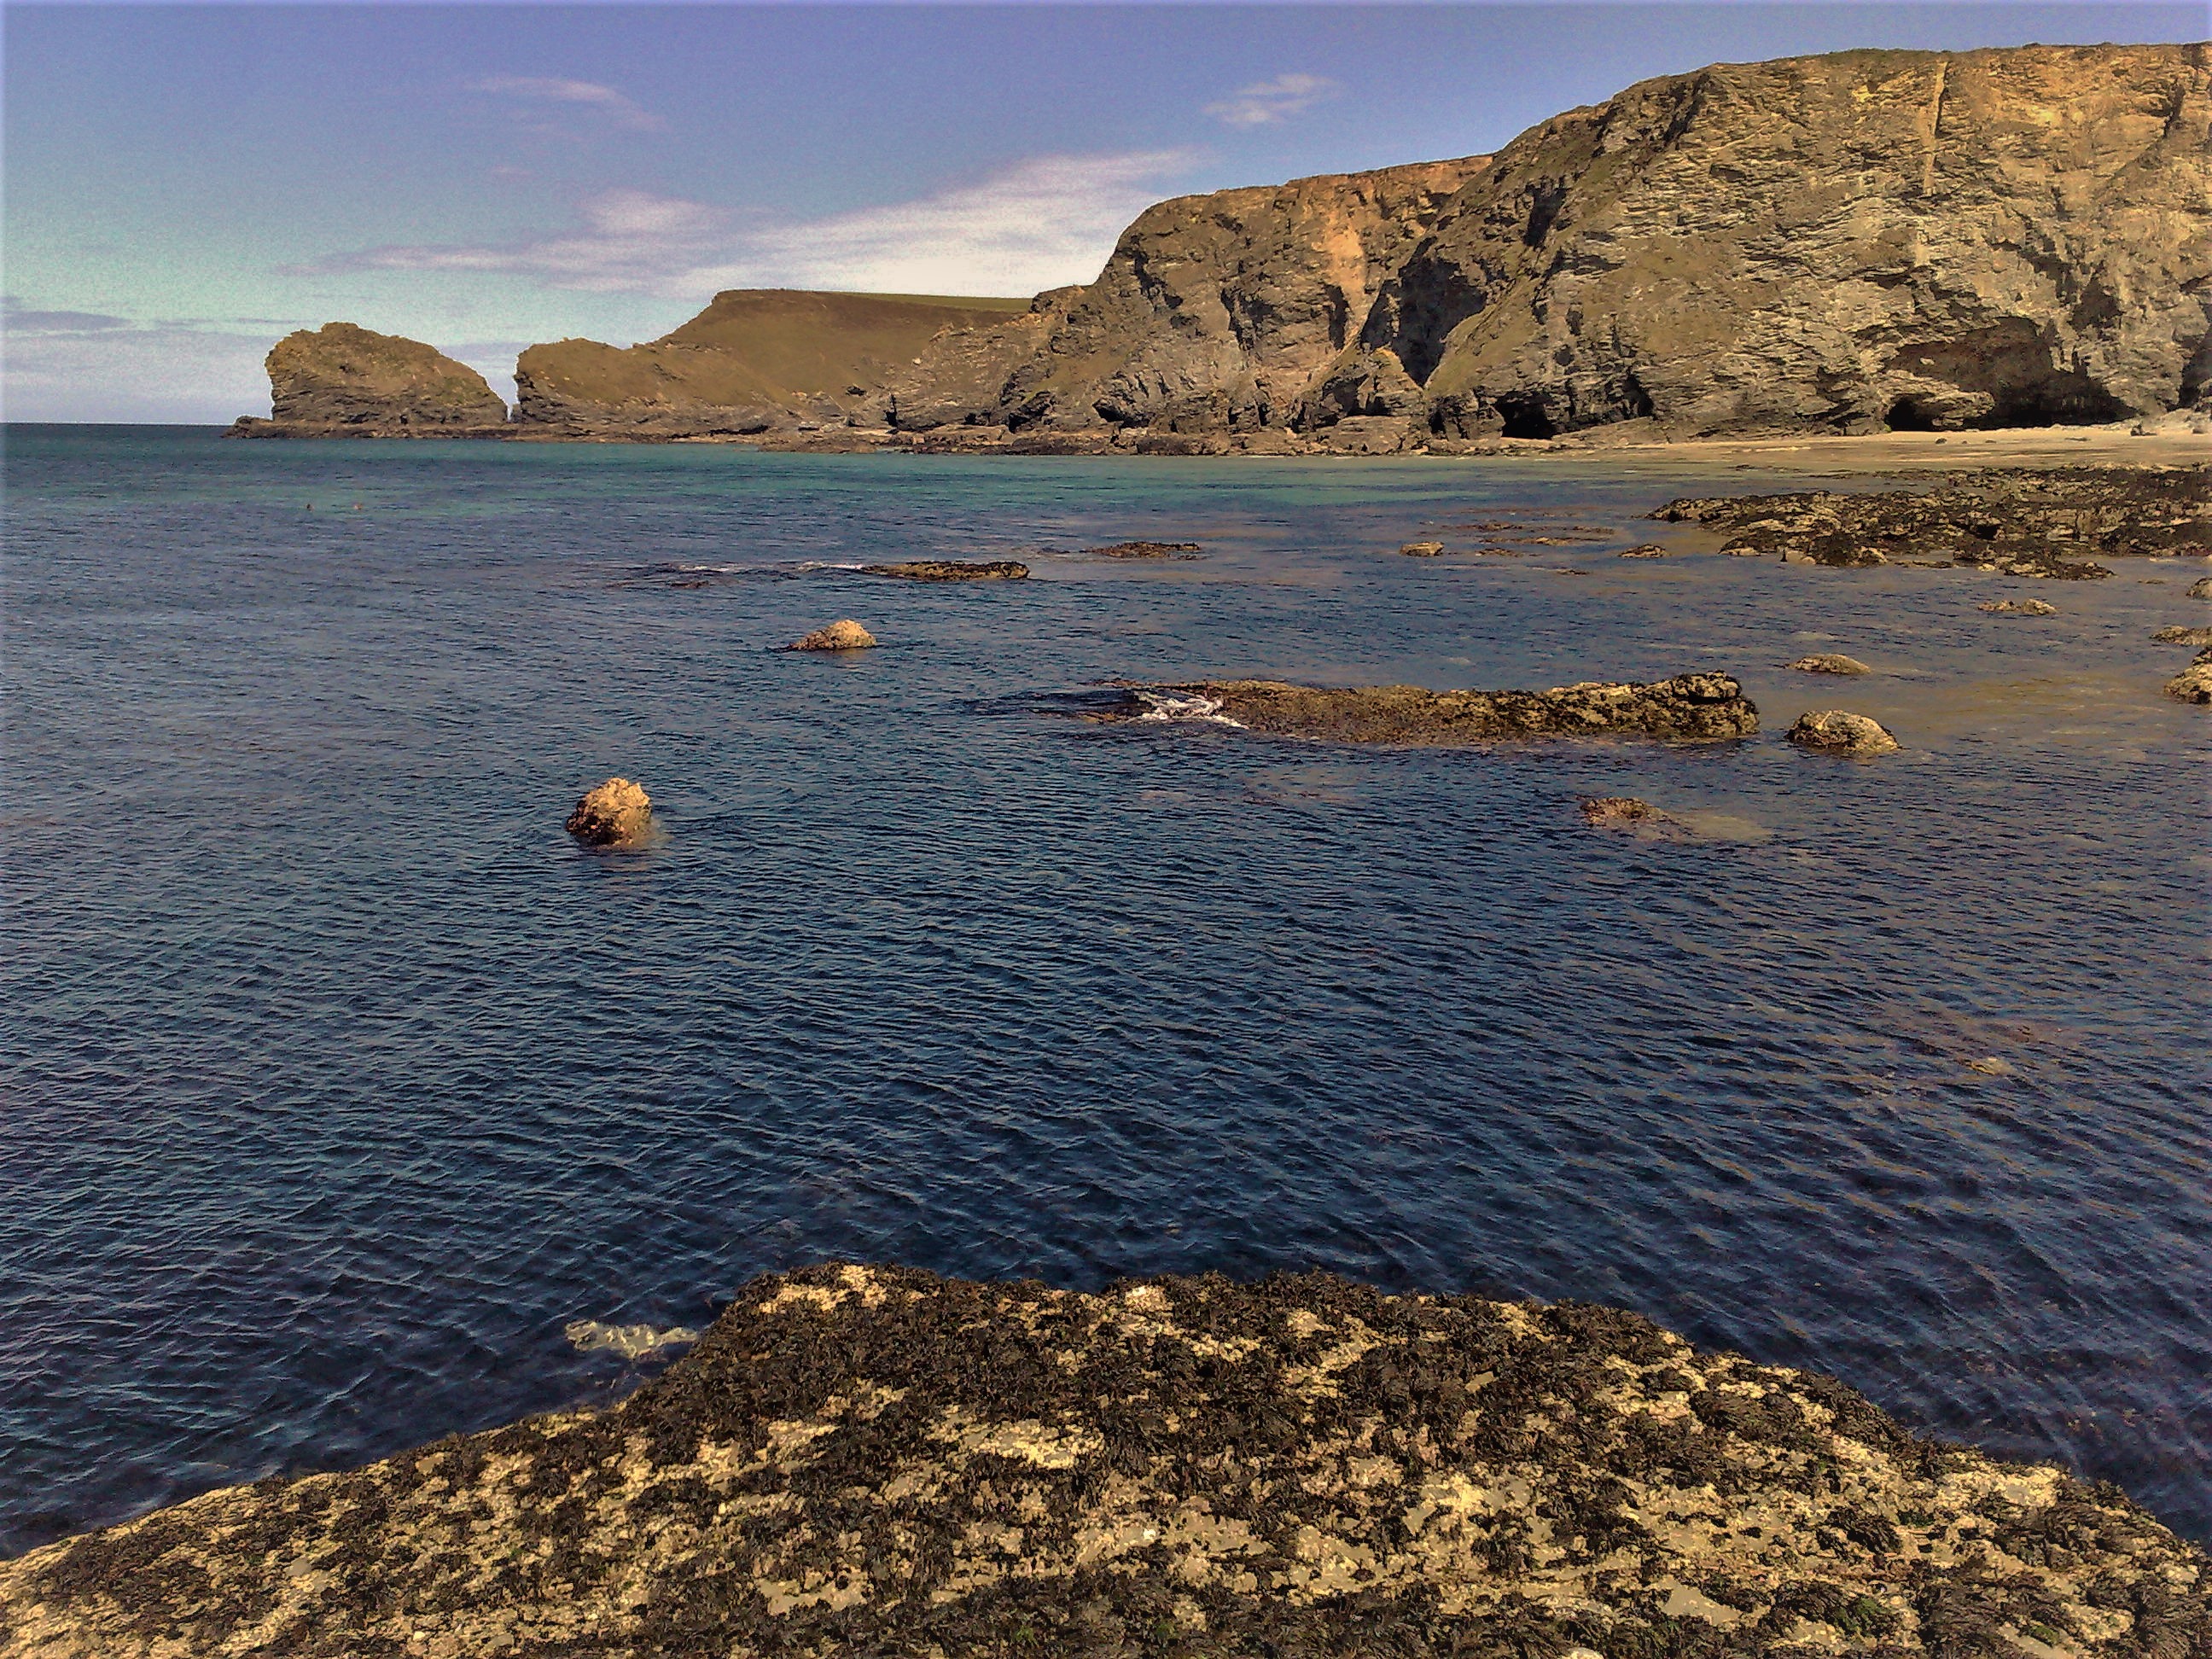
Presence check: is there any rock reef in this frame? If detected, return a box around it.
[3,1265,2202,1657]
[1655,467,2208,576]
[861,560,1029,581]
[1123,672,1758,745]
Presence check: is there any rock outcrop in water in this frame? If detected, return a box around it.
[230,323,509,434]
[1126,672,1757,744]
[1787,655,1873,677]
[1788,712,1902,756]
[3,1264,2203,1656]
[236,45,2212,446]
[861,559,1028,581]
[565,777,654,847]
[1656,467,2209,576]
[789,620,877,650]
[2168,647,2212,703]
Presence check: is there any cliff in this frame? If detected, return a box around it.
[247,323,508,430]
[512,290,1031,434]
[4,1265,2203,1655]
[234,43,2212,445]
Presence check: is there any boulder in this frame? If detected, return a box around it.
[1399,541,1447,557]
[262,323,508,428]
[1787,711,1901,755]
[1785,654,1872,676]
[2151,626,2212,645]
[565,777,654,847]
[789,620,877,650]
[2191,575,2212,599]
[861,560,1028,581]
[1980,598,2060,615]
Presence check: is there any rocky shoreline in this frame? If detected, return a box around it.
[3,1265,2203,1656]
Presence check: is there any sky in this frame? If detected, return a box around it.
[5,2,2204,421]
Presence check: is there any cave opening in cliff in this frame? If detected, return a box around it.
[1494,395,1557,439]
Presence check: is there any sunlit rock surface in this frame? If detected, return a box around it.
[2,1265,2203,1656]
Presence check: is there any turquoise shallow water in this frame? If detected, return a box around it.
[3,424,2207,1552]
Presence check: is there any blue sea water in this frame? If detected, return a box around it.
[2,423,2207,1554]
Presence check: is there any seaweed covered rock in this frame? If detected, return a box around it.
[564,777,654,846]
[2,1265,2203,1656]
[861,560,1029,581]
[1129,672,1758,745]
[789,619,877,650]
[1789,711,1902,756]
[1654,467,2205,578]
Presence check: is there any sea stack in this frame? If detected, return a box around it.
[255,323,509,429]
[565,777,654,847]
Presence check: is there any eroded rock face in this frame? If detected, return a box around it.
[1348,44,2212,439]
[3,1265,2201,1656]
[789,620,877,650]
[1655,467,2206,577]
[259,323,508,428]
[860,560,1028,581]
[1129,672,1758,744]
[564,777,653,846]
[1789,711,1902,755]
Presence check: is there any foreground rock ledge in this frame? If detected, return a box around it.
[3,1266,2202,1656]
[1129,672,1758,744]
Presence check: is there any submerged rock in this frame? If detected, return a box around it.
[1785,653,1872,676]
[2152,625,2212,645]
[3,1265,2201,1656]
[1615,543,1674,558]
[1084,541,1202,560]
[565,777,654,846]
[1576,796,1699,841]
[1980,597,2060,615]
[1656,467,2204,578]
[1788,711,1901,756]
[789,619,877,650]
[1126,672,1757,745]
[861,560,1029,581]
[1399,540,1447,557]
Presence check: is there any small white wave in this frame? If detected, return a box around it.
[791,560,868,573]
[1132,691,1244,727]
[564,1319,700,1358]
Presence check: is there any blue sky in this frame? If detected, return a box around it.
[6,3,2203,421]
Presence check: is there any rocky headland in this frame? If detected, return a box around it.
[3,1264,2203,1657]
[230,43,2210,451]
[1119,673,1758,745]
[230,323,509,435]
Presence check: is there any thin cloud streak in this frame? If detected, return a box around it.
[1203,73,1339,128]
[318,152,1198,300]
[466,76,664,131]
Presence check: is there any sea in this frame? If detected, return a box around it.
[3,423,2206,1554]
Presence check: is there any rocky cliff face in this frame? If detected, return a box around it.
[883,158,1491,434]
[512,290,1031,434]
[239,44,2210,445]
[261,323,508,428]
[1323,42,2212,439]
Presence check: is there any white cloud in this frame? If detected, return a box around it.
[3,317,278,423]
[317,152,1196,301]
[1203,73,1340,129]
[466,76,664,132]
